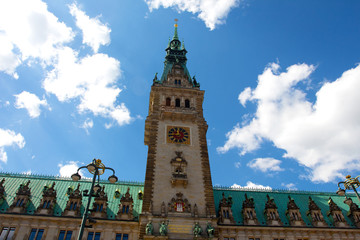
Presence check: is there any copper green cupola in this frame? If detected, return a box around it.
[154,20,200,87]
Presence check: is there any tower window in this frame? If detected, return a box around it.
[166,98,171,106]
[175,98,180,107]
[185,99,190,108]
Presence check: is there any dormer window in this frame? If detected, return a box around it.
[185,99,190,108]
[175,98,180,107]
[42,200,51,209]
[166,98,171,106]
[175,79,181,85]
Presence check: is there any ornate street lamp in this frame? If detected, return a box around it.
[71,158,117,240]
[337,175,360,202]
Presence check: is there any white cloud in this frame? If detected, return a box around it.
[0,0,74,71]
[0,34,20,78]
[0,128,25,163]
[81,118,94,134]
[247,157,284,173]
[218,62,360,182]
[281,183,297,190]
[14,91,48,118]
[69,3,111,53]
[231,181,272,190]
[22,170,32,175]
[43,47,132,127]
[58,161,80,177]
[234,162,241,168]
[145,0,240,30]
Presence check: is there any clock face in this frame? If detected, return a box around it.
[167,126,190,144]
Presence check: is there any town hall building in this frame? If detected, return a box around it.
[0,24,360,240]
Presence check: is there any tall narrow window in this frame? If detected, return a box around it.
[58,230,72,240]
[166,98,171,106]
[87,232,101,240]
[185,99,190,108]
[0,227,16,240]
[116,234,129,240]
[175,98,180,107]
[28,229,44,240]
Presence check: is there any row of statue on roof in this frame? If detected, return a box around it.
[145,220,214,237]
[0,179,138,220]
[219,192,360,228]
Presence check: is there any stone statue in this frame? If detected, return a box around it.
[161,202,166,216]
[159,220,169,236]
[193,222,202,237]
[153,72,159,83]
[206,222,214,237]
[145,220,153,235]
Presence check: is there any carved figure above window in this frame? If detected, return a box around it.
[170,151,188,187]
[91,185,108,219]
[307,196,327,227]
[345,197,360,228]
[0,178,5,205]
[8,180,31,214]
[286,196,305,226]
[264,194,282,226]
[36,182,57,215]
[63,184,82,217]
[242,194,259,225]
[218,192,235,224]
[327,197,349,228]
[117,187,134,220]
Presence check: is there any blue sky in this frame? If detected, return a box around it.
[1,0,360,192]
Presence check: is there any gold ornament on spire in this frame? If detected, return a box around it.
[174,18,178,27]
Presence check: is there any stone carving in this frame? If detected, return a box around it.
[206,222,214,237]
[193,203,198,217]
[92,185,108,218]
[8,180,31,213]
[117,187,133,220]
[145,220,153,235]
[218,192,235,224]
[36,182,57,215]
[159,220,169,236]
[193,222,202,237]
[264,195,282,225]
[168,192,191,213]
[63,184,82,217]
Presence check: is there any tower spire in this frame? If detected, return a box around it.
[173,19,179,40]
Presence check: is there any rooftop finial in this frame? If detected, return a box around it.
[173,18,179,40]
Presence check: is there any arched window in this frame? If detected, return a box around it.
[185,99,190,108]
[166,98,171,106]
[175,98,181,107]
[175,79,181,85]
[73,202,77,210]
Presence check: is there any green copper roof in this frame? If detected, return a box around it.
[214,187,359,228]
[0,173,143,220]
[1,172,358,228]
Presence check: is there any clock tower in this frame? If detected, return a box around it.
[140,22,216,239]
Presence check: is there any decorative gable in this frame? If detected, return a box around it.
[242,194,259,225]
[327,197,349,228]
[63,184,82,217]
[218,192,235,224]
[117,187,134,220]
[8,180,31,213]
[0,178,5,206]
[36,182,57,215]
[264,194,282,226]
[286,196,305,226]
[91,185,108,219]
[307,196,327,227]
[344,197,360,228]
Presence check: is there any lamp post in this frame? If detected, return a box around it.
[336,175,360,203]
[71,159,118,240]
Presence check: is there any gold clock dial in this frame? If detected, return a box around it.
[167,126,190,144]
